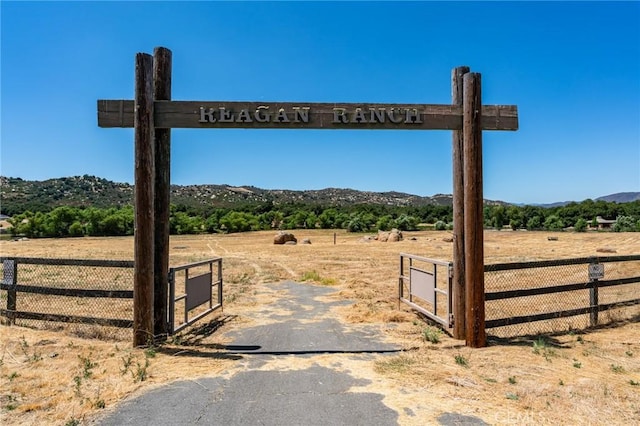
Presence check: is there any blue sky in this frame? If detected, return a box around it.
[1,1,639,204]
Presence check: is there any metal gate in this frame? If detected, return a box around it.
[399,253,453,328]
[168,258,223,334]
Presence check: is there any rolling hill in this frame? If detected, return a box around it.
[1,175,635,216]
[0,175,459,215]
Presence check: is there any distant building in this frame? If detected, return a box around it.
[595,216,617,230]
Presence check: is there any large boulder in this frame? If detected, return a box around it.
[274,232,297,245]
[388,228,403,242]
[378,228,403,242]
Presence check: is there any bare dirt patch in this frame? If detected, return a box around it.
[1,230,639,424]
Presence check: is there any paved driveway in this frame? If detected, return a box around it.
[95,281,487,426]
[97,281,401,425]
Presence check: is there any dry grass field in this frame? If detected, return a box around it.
[1,230,639,425]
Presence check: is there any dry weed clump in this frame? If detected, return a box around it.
[1,329,151,425]
[0,326,234,425]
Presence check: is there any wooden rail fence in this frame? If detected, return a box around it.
[484,255,640,334]
[1,257,134,328]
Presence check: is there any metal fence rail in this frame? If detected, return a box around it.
[485,255,640,337]
[399,253,453,329]
[1,257,134,339]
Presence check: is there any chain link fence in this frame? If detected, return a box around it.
[484,255,640,338]
[1,257,134,341]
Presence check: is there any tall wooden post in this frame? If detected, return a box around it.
[452,66,469,340]
[153,47,172,339]
[463,73,486,348]
[133,53,155,347]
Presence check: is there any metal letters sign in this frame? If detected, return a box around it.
[97,100,518,131]
[588,263,605,280]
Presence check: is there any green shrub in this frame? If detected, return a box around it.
[574,218,587,232]
[544,215,564,231]
[613,216,638,232]
[69,221,85,237]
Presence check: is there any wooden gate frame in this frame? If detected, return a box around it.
[97,47,518,348]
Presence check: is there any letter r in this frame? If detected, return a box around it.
[199,107,216,123]
[333,108,348,124]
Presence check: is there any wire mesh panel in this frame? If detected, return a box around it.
[485,256,640,338]
[0,257,134,341]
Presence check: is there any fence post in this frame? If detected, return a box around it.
[3,259,17,325]
[398,255,404,309]
[168,268,175,335]
[589,263,600,327]
[589,279,599,326]
[184,268,190,326]
[452,65,470,340]
[217,259,223,307]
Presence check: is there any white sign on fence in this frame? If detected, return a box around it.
[410,267,435,304]
[588,263,605,280]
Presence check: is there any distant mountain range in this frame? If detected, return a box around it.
[0,175,637,215]
[595,192,640,203]
[534,192,640,208]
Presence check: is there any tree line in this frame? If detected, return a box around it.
[482,200,640,232]
[5,199,640,238]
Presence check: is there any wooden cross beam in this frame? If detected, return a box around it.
[98,100,518,131]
